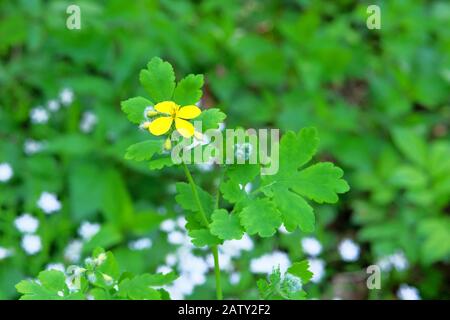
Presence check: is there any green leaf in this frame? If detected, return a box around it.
[292,162,349,204]
[121,96,152,124]
[262,127,349,232]
[220,179,246,203]
[288,260,313,284]
[239,199,282,237]
[392,127,427,167]
[125,140,163,161]
[195,108,226,131]
[226,163,260,184]
[175,182,215,222]
[210,209,244,240]
[188,229,222,247]
[272,186,314,232]
[16,270,67,300]
[139,57,176,103]
[173,74,204,105]
[257,267,306,300]
[148,156,175,170]
[118,274,162,300]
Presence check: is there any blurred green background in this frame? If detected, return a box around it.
[0,0,449,300]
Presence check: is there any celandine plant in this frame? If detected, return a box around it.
[121,58,349,300]
[15,57,349,300]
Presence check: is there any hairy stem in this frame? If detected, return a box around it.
[182,163,223,300]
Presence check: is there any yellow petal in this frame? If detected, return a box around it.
[155,101,178,115]
[149,117,173,136]
[175,118,195,138]
[177,105,201,119]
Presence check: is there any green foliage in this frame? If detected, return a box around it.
[16,249,177,300]
[2,0,448,301]
[257,260,313,300]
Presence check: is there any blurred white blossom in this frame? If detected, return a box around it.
[309,258,325,283]
[14,213,39,234]
[60,88,74,106]
[78,221,100,241]
[160,219,176,232]
[47,99,60,112]
[250,251,290,274]
[37,192,61,214]
[338,238,360,262]
[301,237,322,257]
[0,163,13,182]
[64,239,83,263]
[80,111,98,133]
[397,284,421,300]
[30,107,49,124]
[21,234,42,255]
[24,139,44,155]
[128,238,152,251]
[46,263,65,273]
[0,247,12,260]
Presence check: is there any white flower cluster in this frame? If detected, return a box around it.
[37,191,62,214]
[24,139,45,155]
[128,237,152,251]
[0,162,13,183]
[376,250,409,272]
[301,237,322,257]
[0,246,13,261]
[29,87,74,125]
[13,212,42,256]
[157,217,254,299]
[338,238,360,262]
[63,221,101,263]
[397,284,421,300]
[79,111,98,133]
[250,251,290,274]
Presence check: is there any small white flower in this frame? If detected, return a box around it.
[0,163,13,182]
[168,231,186,245]
[0,247,12,260]
[397,284,421,300]
[338,238,360,262]
[390,251,409,271]
[128,238,152,251]
[47,99,60,112]
[176,216,187,229]
[160,219,176,232]
[229,272,241,285]
[221,234,254,257]
[24,139,44,155]
[165,253,177,266]
[64,239,83,263]
[78,221,100,241]
[79,111,98,133]
[218,122,226,131]
[14,213,39,234]
[30,107,49,124]
[59,88,74,106]
[284,273,302,291]
[309,258,325,283]
[250,251,290,274]
[157,265,172,274]
[21,234,42,255]
[57,291,64,297]
[37,192,61,214]
[301,237,322,257]
[46,263,65,273]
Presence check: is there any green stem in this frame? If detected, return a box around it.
[182,163,223,300]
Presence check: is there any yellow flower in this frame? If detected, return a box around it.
[146,101,201,138]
